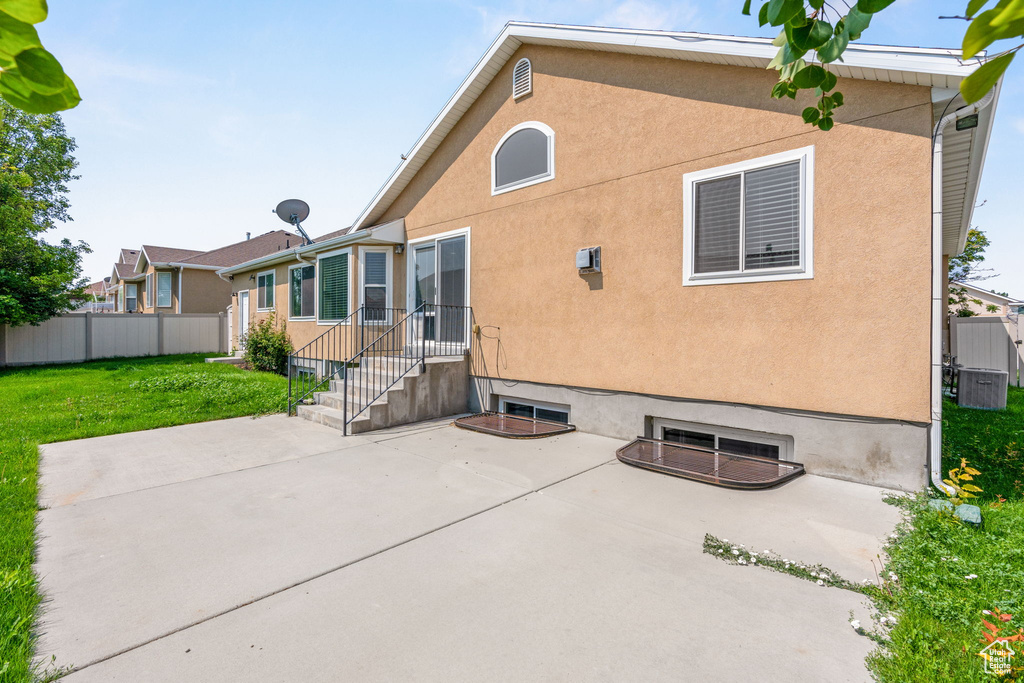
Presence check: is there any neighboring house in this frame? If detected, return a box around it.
[108,248,144,312]
[218,23,1001,491]
[103,231,300,315]
[953,282,1023,317]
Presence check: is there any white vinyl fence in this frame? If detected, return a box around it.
[950,316,1023,387]
[0,312,228,367]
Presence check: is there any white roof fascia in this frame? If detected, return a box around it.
[218,218,405,276]
[955,79,1001,255]
[352,22,986,231]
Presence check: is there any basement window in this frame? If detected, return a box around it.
[500,397,570,424]
[652,418,793,461]
[683,146,814,286]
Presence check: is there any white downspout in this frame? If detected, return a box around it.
[177,266,183,314]
[930,88,997,494]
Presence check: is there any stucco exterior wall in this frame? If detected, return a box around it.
[379,44,934,423]
[180,269,231,314]
[137,266,179,314]
[229,245,406,353]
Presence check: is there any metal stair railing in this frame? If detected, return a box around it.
[287,307,405,415]
[341,303,472,435]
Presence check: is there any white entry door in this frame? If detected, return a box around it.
[238,291,250,349]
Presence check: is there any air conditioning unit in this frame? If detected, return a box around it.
[958,368,1008,410]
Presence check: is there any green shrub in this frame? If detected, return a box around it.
[241,314,292,375]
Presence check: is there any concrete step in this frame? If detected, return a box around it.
[297,354,470,435]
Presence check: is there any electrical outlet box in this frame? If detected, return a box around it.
[576,246,601,274]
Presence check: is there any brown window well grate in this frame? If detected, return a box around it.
[616,437,805,489]
[454,412,576,439]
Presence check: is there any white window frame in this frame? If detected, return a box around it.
[156,271,172,308]
[317,247,352,325]
[491,121,555,196]
[651,417,794,461]
[358,246,393,323]
[498,396,570,423]
[405,227,472,313]
[256,269,276,312]
[124,283,138,312]
[146,273,153,308]
[682,145,814,287]
[287,263,316,321]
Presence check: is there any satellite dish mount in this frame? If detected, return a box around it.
[273,199,313,245]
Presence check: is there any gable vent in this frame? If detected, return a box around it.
[512,58,532,99]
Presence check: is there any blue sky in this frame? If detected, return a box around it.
[45,1,1023,294]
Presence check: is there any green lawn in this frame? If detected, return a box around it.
[865,385,1024,681]
[943,385,1024,499]
[0,354,287,682]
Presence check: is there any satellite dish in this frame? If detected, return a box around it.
[273,199,312,245]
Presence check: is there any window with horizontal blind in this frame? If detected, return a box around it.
[157,272,172,308]
[362,249,389,322]
[125,284,138,312]
[257,271,275,310]
[318,251,350,322]
[289,265,315,319]
[683,146,813,286]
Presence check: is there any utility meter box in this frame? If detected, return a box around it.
[576,246,601,274]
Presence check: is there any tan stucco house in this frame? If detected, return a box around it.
[954,282,1023,317]
[104,231,299,314]
[218,23,1001,491]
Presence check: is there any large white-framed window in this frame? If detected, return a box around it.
[499,397,570,424]
[288,263,315,320]
[651,417,794,461]
[317,247,352,324]
[156,271,172,308]
[124,283,138,312]
[359,247,392,323]
[256,270,275,311]
[146,273,153,308]
[491,121,555,196]
[683,146,814,286]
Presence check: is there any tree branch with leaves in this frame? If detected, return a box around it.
[744,0,1023,130]
[0,0,79,114]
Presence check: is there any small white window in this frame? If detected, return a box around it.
[683,146,814,286]
[146,273,153,306]
[652,418,793,461]
[360,248,391,322]
[512,58,532,99]
[289,264,315,319]
[157,272,172,308]
[499,397,570,424]
[124,283,138,312]
[491,121,555,195]
[257,270,275,311]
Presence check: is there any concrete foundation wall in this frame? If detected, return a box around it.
[470,376,928,491]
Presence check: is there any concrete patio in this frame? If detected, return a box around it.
[36,414,901,681]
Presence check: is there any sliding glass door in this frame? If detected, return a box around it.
[411,233,467,351]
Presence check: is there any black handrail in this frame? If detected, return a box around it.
[341,304,472,435]
[286,307,406,415]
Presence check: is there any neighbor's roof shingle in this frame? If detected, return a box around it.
[114,262,144,280]
[179,230,301,268]
[118,248,140,266]
[141,245,205,264]
[312,227,353,242]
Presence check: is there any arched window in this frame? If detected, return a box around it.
[512,58,532,99]
[491,122,555,195]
